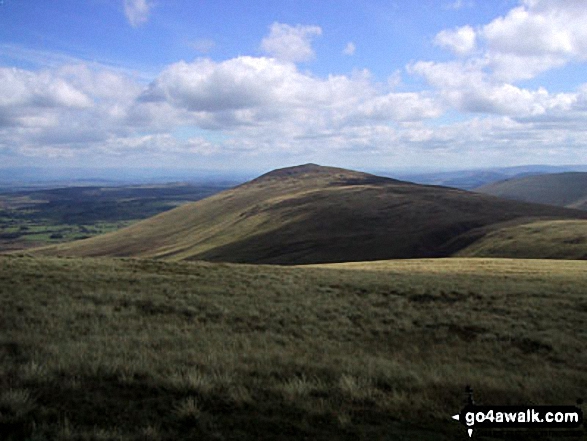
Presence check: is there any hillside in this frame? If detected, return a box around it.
[1,255,586,440]
[456,219,587,259]
[476,172,587,210]
[30,164,587,264]
[393,164,587,190]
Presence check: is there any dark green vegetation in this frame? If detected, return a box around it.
[31,164,587,263]
[1,255,586,440]
[476,172,587,210]
[0,183,229,252]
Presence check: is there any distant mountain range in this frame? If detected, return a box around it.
[5,164,587,190]
[31,164,587,263]
[389,164,587,190]
[0,166,253,188]
[475,172,587,210]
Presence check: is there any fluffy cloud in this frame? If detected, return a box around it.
[432,0,587,81]
[410,60,576,116]
[139,57,286,112]
[417,0,587,123]
[357,93,442,122]
[137,55,441,135]
[0,51,443,166]
[0,67,92,109]
[434,25,476,56]
[260,23,322,62]
[481,0,587,80]
[483,0,587,59]
[4,9,587,169]
[0,67,93,129]
[123,0,153,28]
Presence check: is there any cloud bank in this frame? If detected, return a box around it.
[3,3,587,169]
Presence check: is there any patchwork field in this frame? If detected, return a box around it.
[1,255,585,440]
[0,184,230,253]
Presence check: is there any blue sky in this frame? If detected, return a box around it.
[1,0,587,174]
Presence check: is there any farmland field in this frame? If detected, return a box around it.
[0,184,230,252]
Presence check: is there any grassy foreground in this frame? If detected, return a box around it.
[1,256,586,440]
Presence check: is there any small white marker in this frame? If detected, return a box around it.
[452,414,473,437]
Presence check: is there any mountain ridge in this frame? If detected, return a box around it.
[476,172,587,210]
[29,164,587,263]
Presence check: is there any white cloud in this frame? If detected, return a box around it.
[414,0,587,128]
[0,67,94,130]
[431,0,587,81]
[0,68,92,109]
[260,22,322,62]
[357,93,443,122]
[0,50,443,167]
[123,0,153,28]
[484,0,587,57]
[343,42,356,56]
[139,57,285,112]
[434,25,476,55]
[137,55,441,134]
[410,60,576,117]
[4,8,587,170]
[487,0,587,80]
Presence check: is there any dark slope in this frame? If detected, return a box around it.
[476,172,587,210]
[31,164,587,264]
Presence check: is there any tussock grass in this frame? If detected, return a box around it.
[0,255,586,440]
[0,388,35,417]
[174,396,202,420]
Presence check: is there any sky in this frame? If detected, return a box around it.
[1,0,587,175]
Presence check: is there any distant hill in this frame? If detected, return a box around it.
[476,172,587,210]
[390,165,587,190]
[457,220,587,260]
[30,164,587,264]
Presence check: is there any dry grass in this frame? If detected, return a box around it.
[0,255,586,440]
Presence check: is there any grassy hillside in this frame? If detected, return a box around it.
[1,255,586,440]
[476,172,587,210]
[456,219,587,259]
[29,164,587,264]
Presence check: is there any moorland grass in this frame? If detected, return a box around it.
[0,255,585,440]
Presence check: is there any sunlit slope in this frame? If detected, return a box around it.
[476,172,587,210]
[31,164,587,264]
[455,219,587,259]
